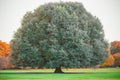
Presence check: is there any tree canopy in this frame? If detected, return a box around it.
[11,2,108,73]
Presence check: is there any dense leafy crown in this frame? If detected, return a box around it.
[11,2,108,68]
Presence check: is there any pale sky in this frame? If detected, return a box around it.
[0,0,120,43]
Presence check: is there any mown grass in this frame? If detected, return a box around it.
[0,68,120,80]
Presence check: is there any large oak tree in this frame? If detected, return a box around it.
[11,2,108,73]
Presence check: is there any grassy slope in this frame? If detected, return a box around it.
[0,68,120,80]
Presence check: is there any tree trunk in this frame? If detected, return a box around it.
[54,67,64,73]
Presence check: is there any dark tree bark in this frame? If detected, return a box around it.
[54,67,64,73]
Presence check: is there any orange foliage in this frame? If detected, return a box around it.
[113,53,120,66]
[0,40,10,56]
[0,40,12,69]
[110,41,120,67]
[111,41,120,47]
[101,54,114,67]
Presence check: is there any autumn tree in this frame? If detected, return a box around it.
[110,41,120,67]
[0,40,10,56]
[101,41,120,67]
[0,40,11,69]
[11,2,108,73]
[111,41,120,54]
[101,54,114,67]
[113,53,120,67]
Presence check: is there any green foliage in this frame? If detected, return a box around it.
[11,2,108,68]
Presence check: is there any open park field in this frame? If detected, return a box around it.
[0,68,120,80]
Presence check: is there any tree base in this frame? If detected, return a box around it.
[54,67,64,73]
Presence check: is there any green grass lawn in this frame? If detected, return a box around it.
[0,68,120,80]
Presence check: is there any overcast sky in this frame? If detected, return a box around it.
[0,0,120,43]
